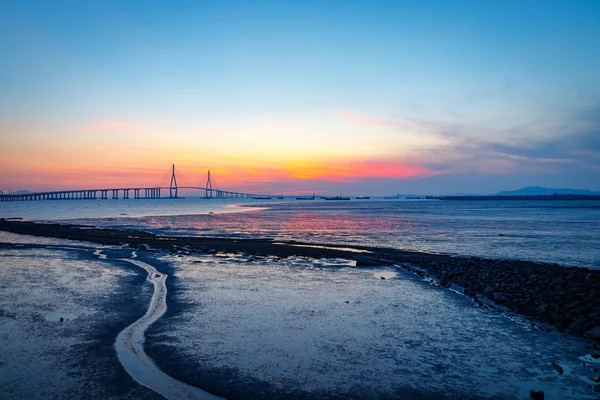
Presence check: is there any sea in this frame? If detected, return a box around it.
[2,197,599,268]
[1,197,600,399]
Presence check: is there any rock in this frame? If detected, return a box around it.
[59,317,64,322]
[585,326,600,341]
[551,362,564,375]
[589,376,600,383]
[566,317,588,333]
[593,353,600,359]
[536,304,548,314]
[530,389,544,399]
[492,292,507,302]
[380,276,386,280]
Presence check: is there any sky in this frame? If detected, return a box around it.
[1,0,599,195]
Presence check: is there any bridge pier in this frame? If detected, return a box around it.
[112,189,118,199]
[123,189,129,199]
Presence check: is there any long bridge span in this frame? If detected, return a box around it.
[0,166,273,202]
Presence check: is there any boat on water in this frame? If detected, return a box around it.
[355,196,370,199]
[251,195,271,200]
[296,193,316,200]
[324,194,351,200]
[383,194,400,199]
[406,196,422,199]
[277,194,284,199]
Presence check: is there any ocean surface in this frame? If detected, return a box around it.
[2,197,599,268]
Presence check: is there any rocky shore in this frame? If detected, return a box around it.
[399,257,600,342]
[1,218,599,344]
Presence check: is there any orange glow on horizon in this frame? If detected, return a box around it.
[1,156,448,193]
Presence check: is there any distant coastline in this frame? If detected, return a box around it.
[427,194,600,201]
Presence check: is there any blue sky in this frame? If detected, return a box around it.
[1,0,599,194]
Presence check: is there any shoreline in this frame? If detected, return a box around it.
[1,218,599,344]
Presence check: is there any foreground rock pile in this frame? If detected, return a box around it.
[404,257,600,342]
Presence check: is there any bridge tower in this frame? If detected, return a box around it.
[205,170,213,198]
[170,164,178,198]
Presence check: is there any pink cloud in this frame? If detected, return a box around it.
[86,121,140,133]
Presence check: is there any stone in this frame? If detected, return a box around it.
[59,317,64,322]
[536,304,548,314]
[493,292,507,302]
[551,362,564,375]
[566,317,588,333]
[585,326,600,341]
[530,389,544,399]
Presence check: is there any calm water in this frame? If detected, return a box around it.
[3,197,594,268]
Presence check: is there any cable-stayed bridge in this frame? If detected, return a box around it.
[0,165,272,202]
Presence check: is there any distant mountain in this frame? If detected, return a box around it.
[494,186,600,196]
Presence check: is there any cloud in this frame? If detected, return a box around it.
[390,103,600,178]
[86,121,140,133]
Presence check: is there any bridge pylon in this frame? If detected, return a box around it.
[205,170,213,198]
[170,164,178,198]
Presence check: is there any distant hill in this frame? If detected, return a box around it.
[494,186,600,196]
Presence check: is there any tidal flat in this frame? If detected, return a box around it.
[0,234,161,399]
[145,253,598,400]
[1,228,599,399]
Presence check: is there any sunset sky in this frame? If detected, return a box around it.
[1,1,599,195]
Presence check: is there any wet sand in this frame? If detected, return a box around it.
[98,249,224,399]
[0,240,162,399]
[1,223,599,399]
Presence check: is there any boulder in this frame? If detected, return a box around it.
[566,317,588,334]
[585,326,600,341]
[536,304,548,314]
[530,389,544,399]
[551,362,564,375]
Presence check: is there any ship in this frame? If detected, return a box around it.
[324,194,351,200]
[355,196,370,199]
[383,193,400,199]
[296,193,316,200]
[406,196,422,199]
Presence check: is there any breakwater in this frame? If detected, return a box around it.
[399,257,600,342]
